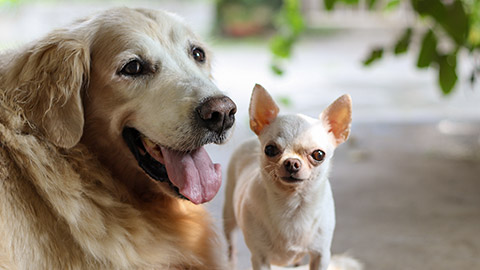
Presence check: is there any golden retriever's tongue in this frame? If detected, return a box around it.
[160,147,221,204]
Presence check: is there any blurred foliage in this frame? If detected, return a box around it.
[269,0,305,75]
[363,48,384,65]
[383,0,401,11]
[0,0,19,4]
[215,0,283,37]
[271,0,480,95]
[278,95,293,107]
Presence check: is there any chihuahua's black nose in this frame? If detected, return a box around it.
[284,158,302,174]
[197,96,237,134]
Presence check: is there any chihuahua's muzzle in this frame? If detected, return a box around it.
[284,158,302,174]
[280,158,305,182]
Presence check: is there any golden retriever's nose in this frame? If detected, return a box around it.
[197,96,237,134]
[284,158,302,174]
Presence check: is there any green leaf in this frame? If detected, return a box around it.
[411,0,468,46]
[367,0,377,9]
[271,64,284,76]
[468,0,480,48]
[438,53,458,95]
[341,0,359,4]
[268,0,306,76]
[411,0,446,23]
[270,35,293,59]
[394,28,412,55]
[417,29,437,68]
[324,0,336,10]
[363,48,384,66]
[278,96,293,107]
[384,0,400,11]
[443,0,469,45]
[284,0,305,35]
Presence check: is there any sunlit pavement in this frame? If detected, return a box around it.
[1,2,480,269]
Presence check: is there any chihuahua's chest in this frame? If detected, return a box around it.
[257,182,336,264]
[272,188,334,239]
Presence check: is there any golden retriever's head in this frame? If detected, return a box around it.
[4,8,236,204]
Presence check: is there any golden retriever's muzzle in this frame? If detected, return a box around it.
[122,95,236,204]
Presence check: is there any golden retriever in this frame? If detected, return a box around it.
[0,7,236,270]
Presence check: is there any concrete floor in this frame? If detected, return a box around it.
[330,122,480,270]
[206,121,480,270]
[205,26,480,270]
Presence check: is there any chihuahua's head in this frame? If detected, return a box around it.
[249,84,352,190]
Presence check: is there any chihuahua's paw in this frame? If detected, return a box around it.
[266,255,362,270]
[328,254,363,270]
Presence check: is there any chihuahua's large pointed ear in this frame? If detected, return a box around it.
[9,31,90,148]
[249,84,280,135]
[320,94,352,146]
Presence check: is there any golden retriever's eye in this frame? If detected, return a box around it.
[311,150,325,162]
[121,60,143,76]
[191,46,206,63]
[264,144,280,157]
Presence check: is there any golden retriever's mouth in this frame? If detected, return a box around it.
[122,127,221,204]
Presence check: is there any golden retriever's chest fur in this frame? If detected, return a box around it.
[0,112,222,269]
[0,124,90,269]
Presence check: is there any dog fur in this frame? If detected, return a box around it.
[0,7,233,270]
[223,84,352,270]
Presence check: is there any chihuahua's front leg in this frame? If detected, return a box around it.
[309,250,331,270]
[251,254,271,270]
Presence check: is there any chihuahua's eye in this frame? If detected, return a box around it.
[191,46,206,63]
[121,60,143,76]
[311,150,325,162]
[264,145,280,157]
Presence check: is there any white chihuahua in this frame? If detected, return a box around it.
[223,84,352,270]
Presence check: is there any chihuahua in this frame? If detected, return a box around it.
[223,84,352,270]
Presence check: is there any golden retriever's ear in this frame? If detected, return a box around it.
[12,31,90,148]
